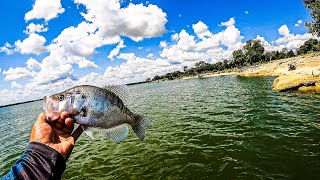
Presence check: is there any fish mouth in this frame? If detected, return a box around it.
[43,96,60,121]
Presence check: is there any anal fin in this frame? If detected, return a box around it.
[100,124,129,143]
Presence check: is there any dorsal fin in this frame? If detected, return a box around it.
[103,84,132,105]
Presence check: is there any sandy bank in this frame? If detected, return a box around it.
[239,52,320,92]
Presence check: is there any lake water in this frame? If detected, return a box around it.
[1,76,320,179]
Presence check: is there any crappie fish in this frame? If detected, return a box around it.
[43,85,151,142]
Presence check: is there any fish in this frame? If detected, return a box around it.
[43,85,152,142]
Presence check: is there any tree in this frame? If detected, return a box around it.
[265,51,277,61]
[303,0,320,37]
[232,49,246,67]
[223,60,229,69]
[243,39,265,64]
[183,66,188,72]
[297,38,319,54]
[286,50,295,58]
[153,75,162,81]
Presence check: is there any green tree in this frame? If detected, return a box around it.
[243,39,265,64]
[232,49,246,67]
[153,75,162,81]
[303,0,320,37]
[223,59,229,69]
[297,38,319,54]
[183,66,188,72]
[286,50,295,58]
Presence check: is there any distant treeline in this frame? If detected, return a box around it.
[148,38,320,82]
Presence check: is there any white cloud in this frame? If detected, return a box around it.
[0,42,14,55]
[14,33,47,54]
[160,41,167,48]
[138,47,143,50]
[108,40,126,60]
[25,0,65,21]
[22,52,75,87]
[192,21,211,39]
[257,24,317,52]
[11,81,23,89]
[77,58,99,69]
[3,67,36,80]
[26,58,41,70]
[160,19,243,65]
[24,23,48,34]
[295,20,303,27]
[147,53,154,58]
[51,22,121,57]
[245,11,249,14]
[278,25,290,36]
[104,53,178,84]
[74,0,167,41]
[220,17,235,27]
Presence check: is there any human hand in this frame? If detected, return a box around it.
[30,112,83,160]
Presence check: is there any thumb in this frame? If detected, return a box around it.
[35,113,47,124]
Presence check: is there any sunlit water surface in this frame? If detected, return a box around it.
[1,76,320,179]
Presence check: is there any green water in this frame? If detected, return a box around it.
[1,76,320,179]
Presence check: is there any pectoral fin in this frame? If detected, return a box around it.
[81,125,94,139]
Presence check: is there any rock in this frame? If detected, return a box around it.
[239,53,320,92]
[288,64,296,71]
[272,74,320,92]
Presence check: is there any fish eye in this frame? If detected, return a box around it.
[58,95,65,101]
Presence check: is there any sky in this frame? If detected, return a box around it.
[0,0,317,106]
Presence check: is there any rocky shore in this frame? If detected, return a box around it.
[239,52,320,92]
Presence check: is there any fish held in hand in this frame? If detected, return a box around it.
[43,85,152,142]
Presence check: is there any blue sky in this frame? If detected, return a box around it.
[0,0,316,105]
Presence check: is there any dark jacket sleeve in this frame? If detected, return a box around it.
[2,142,66,180]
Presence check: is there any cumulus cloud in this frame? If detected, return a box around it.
[15,33,47,54]
[104,53,178,84]
[25,0,65,21]
[220,17,235,27]
[74,0,167,41]
[11,81,23,89]
[3,67,36,80]
[147,53,154,58]
[192,21,211,39]
[51,22,121,57]
[24,23,48,34]
[108,40,126,60]
[26,58,41,70]
[278,25,290,36]
[256,24,317,52]
[295,20,303,27]
[160,18,243,65]
[245,11,249,14]
[0,42,14,55]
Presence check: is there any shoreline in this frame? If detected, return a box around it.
[153,52,320,92]
[2,53,319,108]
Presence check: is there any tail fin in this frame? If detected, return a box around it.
[132,114,152,141]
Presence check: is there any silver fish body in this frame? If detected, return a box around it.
[43,85,151,142]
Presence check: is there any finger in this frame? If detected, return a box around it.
[54,122,64,130]
[71,126,83,142]
[61,111,70,120]
[62,127,73,134]
[65,118,74,130]
[35,113,47,124]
